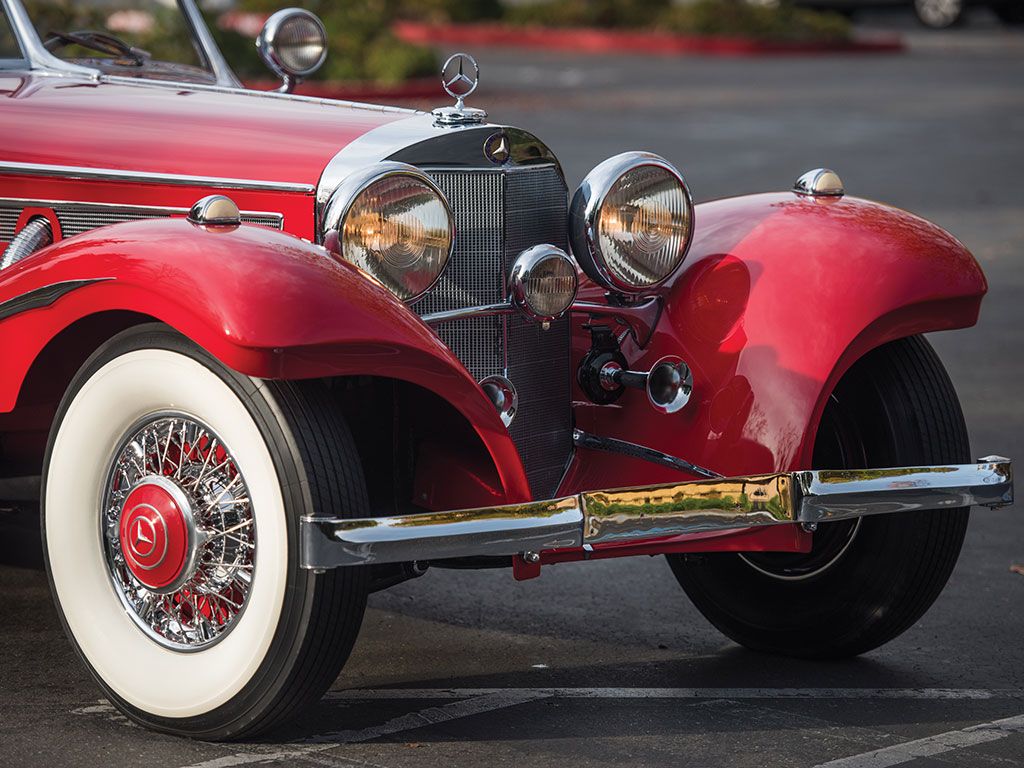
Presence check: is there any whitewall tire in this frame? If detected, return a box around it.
[42,325,368,739]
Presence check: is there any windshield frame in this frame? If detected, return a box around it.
[1,0,240,87]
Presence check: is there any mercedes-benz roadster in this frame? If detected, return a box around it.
[0,0,1013,740]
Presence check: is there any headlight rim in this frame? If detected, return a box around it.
[322,161,455,304]
[569,151,695,295]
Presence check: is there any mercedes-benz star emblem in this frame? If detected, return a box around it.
[133,517,157,557]
[441,52,479,107]
[433,52,486,125]
[484,131,510,165]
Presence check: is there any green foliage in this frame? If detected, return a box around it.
[504,0,669,28]
[658,0,851,43]
[397,0,504,23]
[214,0,438,83]
[502,0,851,42]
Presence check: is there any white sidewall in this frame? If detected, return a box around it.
[46,348,288,718]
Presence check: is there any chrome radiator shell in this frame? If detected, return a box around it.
[421,165,573,498]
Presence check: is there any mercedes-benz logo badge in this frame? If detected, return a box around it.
[484,131,510,165]
[133,517,157,557]
[441,52,479,107]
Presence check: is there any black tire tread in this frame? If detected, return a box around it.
[668,335,970,659]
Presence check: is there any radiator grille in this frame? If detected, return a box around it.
[0,201,283,240]
[0,207,18,243]
[423,165,573,498]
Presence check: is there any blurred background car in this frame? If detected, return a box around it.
[795,0,1023,28]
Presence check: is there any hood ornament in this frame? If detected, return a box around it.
[433,53,487,126]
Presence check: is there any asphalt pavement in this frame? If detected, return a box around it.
[2,11,1023,768]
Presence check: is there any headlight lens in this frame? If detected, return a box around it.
[509,245,578,321]
[570,152,694,294]
[325,164,454,302]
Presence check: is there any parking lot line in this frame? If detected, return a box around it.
[811,713,1024,768]
[174,690,551,768]
[323,687,1021,701]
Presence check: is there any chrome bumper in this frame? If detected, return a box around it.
[300,457,1013,569]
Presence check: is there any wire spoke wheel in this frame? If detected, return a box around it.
[103,414,255,650]
[44,325,369,739]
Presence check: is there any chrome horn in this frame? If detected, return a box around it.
[598,355,693,414]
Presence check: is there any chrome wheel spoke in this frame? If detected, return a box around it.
[102,414,256,651]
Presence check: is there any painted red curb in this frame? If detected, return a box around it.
[393,20,904,56]
[244,78,438,101]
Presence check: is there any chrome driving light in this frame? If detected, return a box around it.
[509,244,579,322]
[570,152,694,294]
[257,8,328,93]
[323,163,454,303]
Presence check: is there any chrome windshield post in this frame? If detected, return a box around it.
[179,0,242,88]
[1,0,97,79]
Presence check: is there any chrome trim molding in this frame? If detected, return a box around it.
[300,458,1013,568]
[0,278,114,322]
[0,161,314,194]
[178,0,241,88]
[572,429,719,480]
[420,301,514,325]
[315,115,562,237]
[0,196,283,228]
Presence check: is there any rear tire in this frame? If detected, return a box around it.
[43,325,369,739]
[667,336,970,659]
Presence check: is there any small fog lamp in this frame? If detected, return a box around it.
[509,244,579,322]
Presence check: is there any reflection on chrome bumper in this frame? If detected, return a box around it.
[301,457,1013,569]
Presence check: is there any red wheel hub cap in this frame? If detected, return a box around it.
[118,479,194,591]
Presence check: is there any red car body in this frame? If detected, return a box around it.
[2,0,1013,739]
[0,75,987,573]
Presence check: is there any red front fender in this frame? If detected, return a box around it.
[567,192,987,492]
[0,219,531,502]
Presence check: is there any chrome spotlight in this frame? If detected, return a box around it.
[257,8,328,94]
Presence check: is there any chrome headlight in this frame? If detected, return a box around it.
[569,152,694,294]
[323,163,454,302]
[509,245,579,322]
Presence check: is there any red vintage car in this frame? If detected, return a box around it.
[0,0,1013,741]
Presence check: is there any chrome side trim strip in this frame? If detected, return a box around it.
[0,161,314,194]
[0,197,284,228]
[98,74,419,113]
[0,278,113,322]
[300,458,1013,568]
